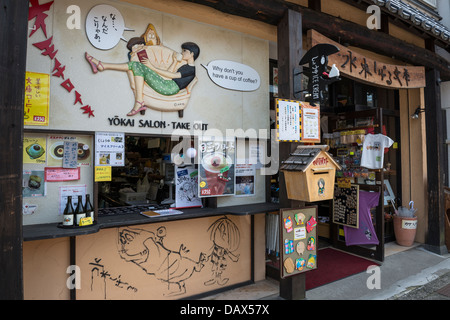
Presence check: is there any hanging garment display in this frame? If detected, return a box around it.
[360,134,394,169]
[344,191,380,246]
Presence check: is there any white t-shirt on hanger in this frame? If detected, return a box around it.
[361,134,394,169]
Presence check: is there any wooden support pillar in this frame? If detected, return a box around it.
[0,0,29,299]
[277,9,306,300]
[424,68,448,255]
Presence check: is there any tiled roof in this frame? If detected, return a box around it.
[369,0,450,43]
[280,147,323,172]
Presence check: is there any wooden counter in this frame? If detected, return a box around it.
[23,202,281,241]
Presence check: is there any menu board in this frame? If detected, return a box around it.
[280,206,318,279]
[332,184,359,228]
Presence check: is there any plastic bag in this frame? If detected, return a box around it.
[397,201,417,218]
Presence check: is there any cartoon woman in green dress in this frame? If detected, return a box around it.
[85,39,199,116]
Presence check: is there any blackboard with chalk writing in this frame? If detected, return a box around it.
[332,184,359,229]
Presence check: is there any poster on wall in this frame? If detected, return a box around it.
[47,135,92,167]
[198,136,235,197]
[301,102,320,142]
[44,167,81,182]
[23,170,46,197]
[95,132,125,167]
[276,99,321,142]
[276,98,301,142]
[235,164,255,197]
[24,72,50,126]
[280,206,318,279]
[175,166,202,209]
[23,136,47,164]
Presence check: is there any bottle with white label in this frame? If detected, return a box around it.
[74,195,86,226]
[84,194,94,222]
[63,196,75,227]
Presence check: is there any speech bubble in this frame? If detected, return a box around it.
[202,60,261,92]
[85,5,132,50]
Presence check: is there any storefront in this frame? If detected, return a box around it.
[2,0,449,300]
[20,0,280,300]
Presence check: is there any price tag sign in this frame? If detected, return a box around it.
[95,166,112,182]
[80,217,93,226]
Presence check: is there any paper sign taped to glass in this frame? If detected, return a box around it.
[198,136,235,197]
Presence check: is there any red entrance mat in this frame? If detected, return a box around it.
[305,247,379,291]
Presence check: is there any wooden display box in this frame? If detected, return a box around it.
[281,146,341,202]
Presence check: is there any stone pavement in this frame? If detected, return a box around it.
[203,243,450,300]
[390,270,450,300]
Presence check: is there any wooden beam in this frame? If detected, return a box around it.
[182,0,450,80]
[424,67,448,254]
[0,0,29,299]
[308,0,321,11]
[277,9,306,301]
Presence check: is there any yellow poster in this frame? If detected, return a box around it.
[24,72,50,126]
[95,166,112,182]
[23,136,47,164]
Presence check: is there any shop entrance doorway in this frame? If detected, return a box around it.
[266,77,402,285]
[323,78,401,263]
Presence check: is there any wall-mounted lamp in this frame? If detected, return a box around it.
[411,107,425,119]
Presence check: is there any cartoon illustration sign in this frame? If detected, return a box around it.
[175,165,202,209]
[85,20,200,118]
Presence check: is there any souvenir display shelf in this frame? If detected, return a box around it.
[323,108,398,261]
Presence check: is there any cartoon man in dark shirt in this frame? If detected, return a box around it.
[86,39,199,116]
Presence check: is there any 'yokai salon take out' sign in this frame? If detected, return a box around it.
[308,30,426,89]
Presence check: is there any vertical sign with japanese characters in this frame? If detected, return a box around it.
[24,72,50,126]
[63,141,78,168]
[95,132,125,166]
